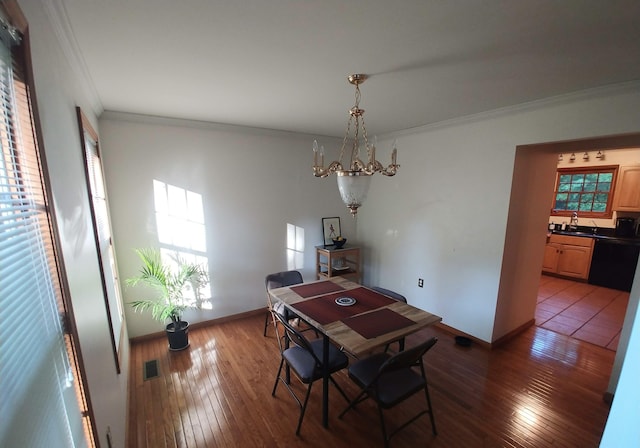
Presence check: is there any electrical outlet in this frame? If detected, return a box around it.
[418,278,424,288]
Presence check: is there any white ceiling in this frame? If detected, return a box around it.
[57,0,640,137]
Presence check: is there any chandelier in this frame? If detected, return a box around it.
[312,74,399,216]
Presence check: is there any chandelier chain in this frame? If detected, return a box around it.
[352,84,362,166]
[353,115,360,165]
[360,115,371,166]
[350,82,368,168]
[338,115,352,165]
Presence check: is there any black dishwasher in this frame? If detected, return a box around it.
[588,238,640,292]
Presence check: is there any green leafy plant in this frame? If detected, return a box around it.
[126,248,209,324]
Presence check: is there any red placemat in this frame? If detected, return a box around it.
[290,281,345,298]
[291,287,396,325]
[342,308,415,339]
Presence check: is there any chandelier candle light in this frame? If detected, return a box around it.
[312,74,399,216]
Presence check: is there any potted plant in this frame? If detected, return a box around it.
[126,248,209,351]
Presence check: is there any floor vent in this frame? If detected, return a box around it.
[143,359,160,381]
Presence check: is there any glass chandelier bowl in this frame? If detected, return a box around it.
[337,171,372,216]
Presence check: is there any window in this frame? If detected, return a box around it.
[0,4,96,446]
[77,107,124,373]
[551,166,618,218]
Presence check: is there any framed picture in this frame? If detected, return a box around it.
[322,217,341,246]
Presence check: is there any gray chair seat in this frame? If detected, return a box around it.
[347,352,425,408]
[283,339,349,383]
[339,337,438,447]
[272,312,350,435]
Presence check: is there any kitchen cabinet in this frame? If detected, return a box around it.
[542,242,561,272]
[315,245,361,282]
[613,165,640,212]
[542,234,594,280]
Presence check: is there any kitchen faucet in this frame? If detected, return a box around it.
[570,211,579,230]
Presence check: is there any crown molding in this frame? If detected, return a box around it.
[385,80,640,140]
[100,110,333,141]
[40,0,103,117]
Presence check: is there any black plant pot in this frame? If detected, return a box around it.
[166,321,189,351]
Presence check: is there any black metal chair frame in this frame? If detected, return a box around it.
[339,337,438,447]
[271,311,350,435]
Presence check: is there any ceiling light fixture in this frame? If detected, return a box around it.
[312,74,399,216]
[583,152,590,161]
[595,150,604,159]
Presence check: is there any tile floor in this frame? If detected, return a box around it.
[536,275,629,351]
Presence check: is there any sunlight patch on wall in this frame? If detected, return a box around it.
[287,223,304,270]
[154,180,212,309]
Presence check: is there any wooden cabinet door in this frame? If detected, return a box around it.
[613,166,640,211]
[557,245,592,279]
[542,243,561,273]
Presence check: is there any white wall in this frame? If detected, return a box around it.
[98,113,352,338]
[600,260,640,447]
[19,1,129,446]
[357,118,515,341]
[356,83,640,343]
[607,250,640,396]
[494,148,558,340]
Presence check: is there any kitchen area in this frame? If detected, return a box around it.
[544,148,640,292]
[543,216,640,292]
[538,148,640,350]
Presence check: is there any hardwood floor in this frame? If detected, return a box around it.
[128,314,614,447]
[536,275,629,350]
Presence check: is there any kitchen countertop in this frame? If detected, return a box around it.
[549,228,640,246]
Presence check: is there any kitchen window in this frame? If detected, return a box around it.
[551,166,618,218]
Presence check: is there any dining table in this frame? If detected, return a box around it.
[268,276,442,428]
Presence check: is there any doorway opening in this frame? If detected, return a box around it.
[500,132,640,395]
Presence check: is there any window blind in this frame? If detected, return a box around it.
[0,16,89,448]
